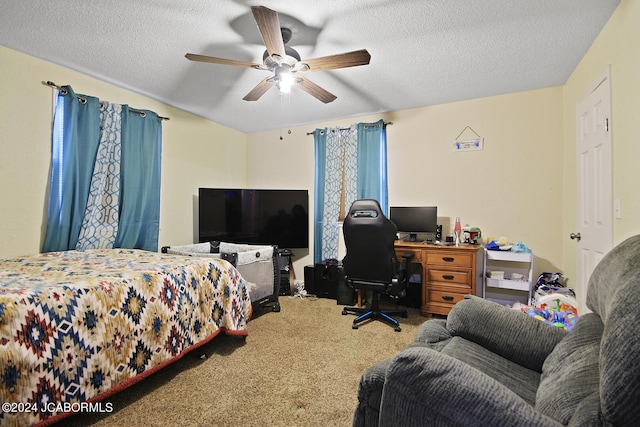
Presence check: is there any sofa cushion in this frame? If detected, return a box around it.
[447,296,567,372]
[535,313,603,424]
[409,318,450,349]
[379,347,560,427]
[441,336,541,405]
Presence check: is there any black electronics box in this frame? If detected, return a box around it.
[304,264,355,304]
[279,279,290,296]
[303,265,315,294]
[399,260,422,308]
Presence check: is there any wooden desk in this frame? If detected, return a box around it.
[395,241,483,316]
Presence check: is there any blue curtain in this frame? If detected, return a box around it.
[313,128,328,265]
[357,119,388,213]
[313,119,388,263]
[42,86,162,253]
[114,106,162,250]
[43,87,101,252]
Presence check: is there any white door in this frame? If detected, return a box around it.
[574,68,613,312]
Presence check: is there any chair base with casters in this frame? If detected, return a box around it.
[342,288,408,332]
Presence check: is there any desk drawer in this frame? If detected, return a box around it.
[423,289,468,315]
[426,252,472,268]
[426,289,467,305]
[427,269,470,286]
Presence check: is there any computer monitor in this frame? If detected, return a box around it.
[389,206,438,242]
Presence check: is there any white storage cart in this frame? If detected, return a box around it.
[483,248,533,306]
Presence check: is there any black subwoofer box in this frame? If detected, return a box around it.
[313,263,340,299]
[303,264,354,304]
[303,265,315,294]
[399,261,422,308]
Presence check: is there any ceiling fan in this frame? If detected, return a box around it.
[185,5,371,103]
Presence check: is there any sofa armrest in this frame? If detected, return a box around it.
[379,347,562,427]
[446,296,567,372]
[353,358,393,427]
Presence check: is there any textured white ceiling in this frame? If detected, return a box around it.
[0,0,620,133]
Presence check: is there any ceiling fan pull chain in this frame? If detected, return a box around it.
[279,91,285,140]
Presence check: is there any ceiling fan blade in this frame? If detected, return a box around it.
[185,53,266,69]
[297,77,337,103]
[251,6,286,58]
[300,49,371,72]
[243,78,276,101]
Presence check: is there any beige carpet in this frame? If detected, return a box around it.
[64,296,426,427]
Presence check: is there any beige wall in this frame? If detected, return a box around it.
[248,0,640,299]
[561,0,640,298]
[247,86,565,279]
[0,45,247,258]
[1,0,637,305]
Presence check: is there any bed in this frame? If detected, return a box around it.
[0,248,252,427]
[162,242,281,312]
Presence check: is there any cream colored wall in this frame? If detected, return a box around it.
[157,108,247,248]
[2,0,636,292]
[561,0,640,293]
[0,46,247,258]
[247,86,564,278]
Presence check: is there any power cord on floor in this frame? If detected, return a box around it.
[290,280,319,300]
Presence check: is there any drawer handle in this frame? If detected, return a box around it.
[442,274,455,280]
[441,295,454,301]
[442,257,455,262]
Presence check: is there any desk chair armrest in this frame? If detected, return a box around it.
[386,252,414,294]
[401,252,414,271]
[400,252,415,264]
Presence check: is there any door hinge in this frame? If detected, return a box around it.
[605,118,609,132]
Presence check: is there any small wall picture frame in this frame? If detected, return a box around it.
[453,137,483,152]
[453,126,484,152]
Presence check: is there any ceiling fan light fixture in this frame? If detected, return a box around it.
[276,70,295,93]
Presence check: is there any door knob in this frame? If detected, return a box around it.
[570,232,581,241]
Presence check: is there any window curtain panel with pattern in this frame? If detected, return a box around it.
[313,119,388,263]
[42,86,162,253]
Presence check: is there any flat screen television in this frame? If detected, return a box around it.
[389,206,438,242]
[198,188,309,249]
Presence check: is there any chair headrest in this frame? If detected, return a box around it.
[346,199,384,221]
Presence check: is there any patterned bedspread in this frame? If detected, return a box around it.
[0,249,252,426]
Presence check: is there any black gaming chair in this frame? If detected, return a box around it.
[341,199,412,332]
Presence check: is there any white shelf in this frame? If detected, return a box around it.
[484,251,532,262]
[483,248,533,305]
[485,277,531,292]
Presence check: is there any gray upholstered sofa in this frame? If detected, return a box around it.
[354,234,640,426]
